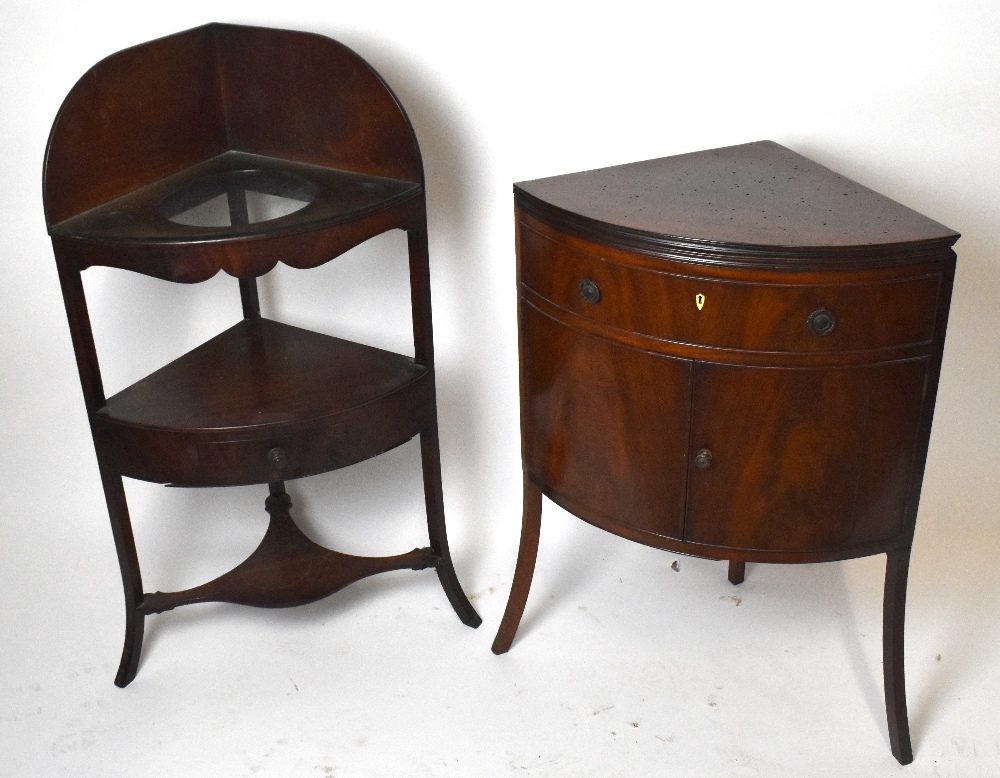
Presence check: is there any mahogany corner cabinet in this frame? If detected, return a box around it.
[492,141,958,764]
[44,23,480,687]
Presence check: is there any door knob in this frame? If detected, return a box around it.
[579,278,601,304]
[694,448,713,469]
[807,307,837,336]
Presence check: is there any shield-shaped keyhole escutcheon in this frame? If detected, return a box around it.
[695,293,705,311]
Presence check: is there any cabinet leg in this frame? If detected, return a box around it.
[884,546,914,764]
[728,560,746,585]
[419,423,481,628]
[98,468,145,688]
[492,476,543,655]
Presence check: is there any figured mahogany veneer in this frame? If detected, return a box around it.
[518,227,942,354]
[493,141,959,765]
[46,23,480,688]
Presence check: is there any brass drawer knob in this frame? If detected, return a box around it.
[694,448,713,469]
[579,278,601,305]
[807,307,837,336]
[267,447,289,470]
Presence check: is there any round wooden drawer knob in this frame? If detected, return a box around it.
[267,447,289,470]
[694,448,713,469]
[579,278,601,305]
[807,307,837,336]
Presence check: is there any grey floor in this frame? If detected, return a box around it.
[3,433,998,777]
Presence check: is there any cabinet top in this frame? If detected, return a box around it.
[515,141,958,265]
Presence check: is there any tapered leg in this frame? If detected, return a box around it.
[419,423,481,628]
[98,468,145,688]
[492,476,543,654]
[728,560,746,585]
[883,545,914,764]
[406,223,479,628]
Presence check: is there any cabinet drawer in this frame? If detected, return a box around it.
[94,373,432,487]
[194,428,349,486]
[519,226,940,352]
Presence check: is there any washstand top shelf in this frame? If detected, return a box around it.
[43,23,426,281]
[49,151,422,244]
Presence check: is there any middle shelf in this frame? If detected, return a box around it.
[92,317,433,487]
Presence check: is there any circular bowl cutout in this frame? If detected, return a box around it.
[159,169,318,228]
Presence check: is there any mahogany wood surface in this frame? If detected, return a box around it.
[685,358,929,553]
[46,24,479,687]
[515,140,958,264]
[496,142,958,764]
[519,223,942,353]
[139,483,439,614]
[43,23,421,227]
[520,302,690,540]
[51,151,421,244]
[491,476,543,655]
[92,318,434,486]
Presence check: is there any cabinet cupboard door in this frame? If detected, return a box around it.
[520,302,691,540]
[685,359,928,553]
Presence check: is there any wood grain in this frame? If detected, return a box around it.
[498,143,958,764]
[46,23,478,686]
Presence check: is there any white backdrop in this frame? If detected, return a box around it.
[2,2,999,775]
